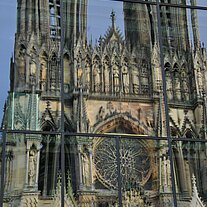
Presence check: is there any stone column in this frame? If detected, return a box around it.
[25,148,30,186]
[78,145,83,188]
[88,146,93,189]
[174,146,189,198]
[35,147,40,188]
[51,137,60,195]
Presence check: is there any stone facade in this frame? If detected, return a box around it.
[1,0,207,206]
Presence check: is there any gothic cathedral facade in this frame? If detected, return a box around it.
[2,0,207,207]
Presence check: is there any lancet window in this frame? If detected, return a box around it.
[49,0,61,38]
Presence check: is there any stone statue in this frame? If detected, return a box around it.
[28,148,37,186]
[82,152,90,186]
[40,62,47,81]
[40,62,47,91]
[96,106,105,121]
[104,60,110,92]
[132,65,139,94]
[113,62,119,92]
[18,49,26,82]
[85,61,91,85]
[174,74,181,100]
[166,72,173,100]
[196,67,203,91]
[122,62,129,94]
[77,63,83,87]
[30,61,36,76]
[93,60,100,92]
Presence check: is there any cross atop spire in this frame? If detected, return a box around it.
[110,10,116,30]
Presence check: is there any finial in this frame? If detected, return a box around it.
[110,10,116,30]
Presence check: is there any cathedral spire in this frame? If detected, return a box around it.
[110,10,116,30]
[190,0,200,49]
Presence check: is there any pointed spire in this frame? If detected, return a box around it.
[190,174,206,207]
[110,10,116,30]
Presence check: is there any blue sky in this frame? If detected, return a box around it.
[0,0,207,121]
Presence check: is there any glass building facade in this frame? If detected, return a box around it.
[1,0,207,206]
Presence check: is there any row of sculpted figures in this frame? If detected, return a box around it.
[68,54,151,96]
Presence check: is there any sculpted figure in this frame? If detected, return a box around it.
[122,62,129,94]
[85,62,90,86]
[93,60,101,92]
[104,60,110,92]
[132,65,139,94]
[96,106,105,121]
[174,73,181,100]
[40,62,47,81]
[82,152,90,186]
[28,149,37,186]
[77,63,83,87]
[166,72,173,100]
[113,62,119,92]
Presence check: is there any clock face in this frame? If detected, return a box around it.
[94,138,151,190]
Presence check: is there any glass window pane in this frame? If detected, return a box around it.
[2,133,60,206]
[160,6,207,106]
[65,135,119,206]
[159,0,207,7]
[172,140,207,204]
[0,1,16,122]
[119,137,175,206]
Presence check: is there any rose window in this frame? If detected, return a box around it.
[94,138,151,189]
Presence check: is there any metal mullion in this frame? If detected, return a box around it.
[2,129,207,143]
[113,0,157,5]
[116,136,122,207]
[0,131,6,207]
[60,0,65,206]
[0,129,60,135]
[112,0,207,11]
[156,0,178,206]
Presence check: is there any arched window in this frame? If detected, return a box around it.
[38,123,60,196]
[49,0,61,38]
